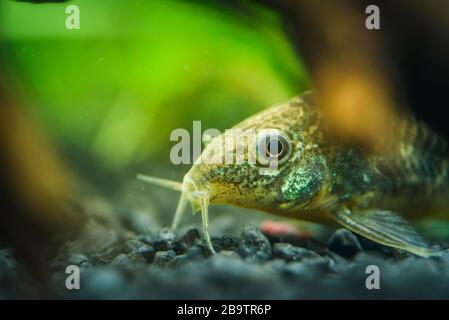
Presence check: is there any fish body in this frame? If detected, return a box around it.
[140,91,449,256]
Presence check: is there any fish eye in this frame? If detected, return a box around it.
[256,129,292,166]
[266,138,284,157]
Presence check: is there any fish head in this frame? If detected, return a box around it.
[187,93,327,214]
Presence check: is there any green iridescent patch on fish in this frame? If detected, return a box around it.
[280,161,324,203]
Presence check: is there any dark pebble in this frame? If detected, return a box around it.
[138,234,153,245]
[166,247,204,269]
[121,239,155,263]
[127,251,147,264]
[154,250,176,267]
[138,246,156,263]
[357,236,397,257]
[179,228,200,246]
[213,235,240,251]
[328,229,363,258]
[110,254,135,270]
[171,241,188,255]
[158,228,176,242]
[152,229,176,251]
[237,225,272,261]
[272,243,320,262]
[165,254,189,269]
[122,239,147,254]
[152,239,172,251]
[171,229,202,254]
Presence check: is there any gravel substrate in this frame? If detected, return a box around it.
[2,224,449,299]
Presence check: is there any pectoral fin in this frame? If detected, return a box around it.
[332,208,441,257]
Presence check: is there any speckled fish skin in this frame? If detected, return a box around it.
[187,91,449,230]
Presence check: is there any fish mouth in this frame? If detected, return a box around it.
[137,173,216,254]
[171,175,206,227]
[174,174,216,254]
